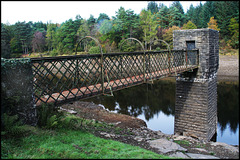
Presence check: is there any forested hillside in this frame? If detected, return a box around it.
[1,1,239,58]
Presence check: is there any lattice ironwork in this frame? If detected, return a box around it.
[31,55,103,106]
[103,52,145,93]
[31,49,198,106]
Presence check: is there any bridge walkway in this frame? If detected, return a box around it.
[31,50,199,106]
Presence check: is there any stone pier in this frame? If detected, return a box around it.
[173,29,219,141]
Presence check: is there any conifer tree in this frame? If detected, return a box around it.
[215,1,239,39]
[192,2,203,28]
[147,1,159,15]
[200,1,216,28]
[186,4,195,22]
[154,6,169,29]
[1,23,12,58]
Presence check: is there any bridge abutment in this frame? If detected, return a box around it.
[173,29,219,141]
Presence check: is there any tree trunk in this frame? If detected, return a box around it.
[144,31,147,50]
[21,41,24,54]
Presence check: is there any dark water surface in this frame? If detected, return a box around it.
[83,78,239,145]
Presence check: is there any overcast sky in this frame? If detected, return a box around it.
[1,1,206,25]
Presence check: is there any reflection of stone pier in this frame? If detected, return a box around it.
[173,29,219,141]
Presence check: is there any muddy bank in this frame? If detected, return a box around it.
[217,55,239,81]
[59,101,239,159]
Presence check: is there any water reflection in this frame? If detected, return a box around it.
[217,81,239,137]
[83,78,239,145]
[85,78,176,120]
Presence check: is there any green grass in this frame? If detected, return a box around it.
[1,126,173,159]
[173,140,190,146]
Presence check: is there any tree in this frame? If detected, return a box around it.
[77,19,90,37]
[97,13,110,24]
[32,21,47,32]
[1,23,12,58]
[46,23,58,52]
[125,9,139,38]
[154,6,169,29]
[182,20,197,29]
[186,4,195,22]
[99,19,113,35]
[168,6,182,27]
[76,19,91,52]
[147,1,159,15]
[200,1,216,28]
[113,7,139,41]
[162,26,181,49]
[171,1,184,14]
[191,2,203,28]
[215,1,239,39]
[32,31,46,53]
[87,15,97,36]
[228,18,239,49]
[140,9,157,50]
[170,1,186,26]
[13,21,33,54]
[54,19,80,54]
[207,17,220,31]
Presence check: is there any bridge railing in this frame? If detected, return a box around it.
[31,49,198,106]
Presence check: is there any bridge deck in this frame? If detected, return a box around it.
[35,64,197,106]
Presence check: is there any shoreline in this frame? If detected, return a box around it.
[60,100,239,159]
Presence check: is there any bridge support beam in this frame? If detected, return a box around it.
[173,29,219,141]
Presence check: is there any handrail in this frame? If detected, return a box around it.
[119,38,146,82]
[152,39,172,76]
[75,36,105,94]
[31,36,199,105]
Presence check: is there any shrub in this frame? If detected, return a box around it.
[1,113,30,138]
[36,103,62,129]
[36,103,83,130]
[89,46,101,54]
[119,39,142,52]
[50,49,58,57]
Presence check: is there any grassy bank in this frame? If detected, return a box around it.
[1,111,172,159]
[1,128,171,159]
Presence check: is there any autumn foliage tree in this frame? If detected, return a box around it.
[162,26,181,49]
[207,17,220,31]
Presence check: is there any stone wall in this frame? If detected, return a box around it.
[175,75,218,141]
[173,29,219,141]
[1,58,37,126]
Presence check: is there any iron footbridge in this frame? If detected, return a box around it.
[31,37,199,106]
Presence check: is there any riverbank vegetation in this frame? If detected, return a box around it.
[1,104,172,159]
[1,1,239,59]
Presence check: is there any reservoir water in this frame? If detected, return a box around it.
[83,77,239,146]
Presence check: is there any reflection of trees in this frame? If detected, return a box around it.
[84,78,176,121]
[217,81,239,134]
[84,80,239,136]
